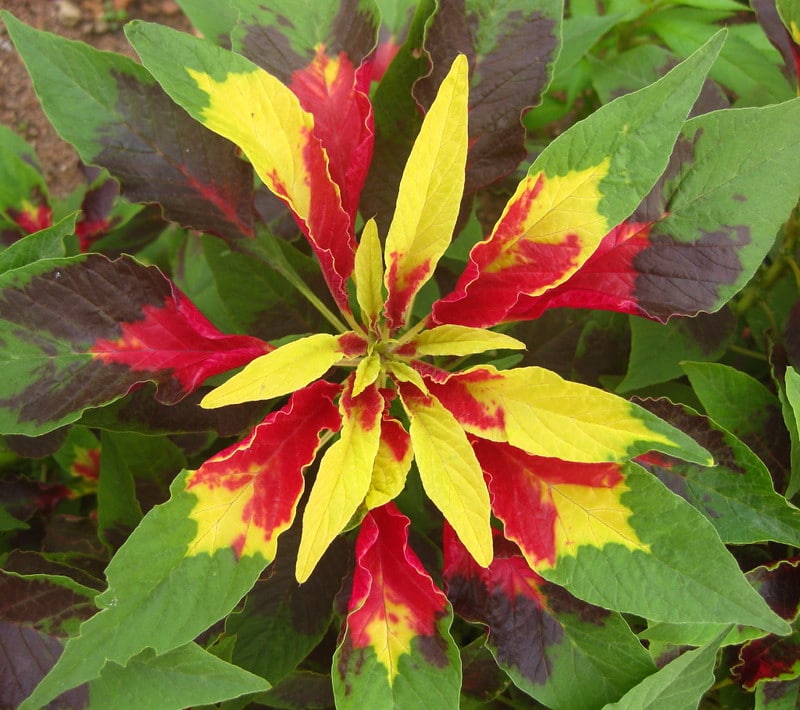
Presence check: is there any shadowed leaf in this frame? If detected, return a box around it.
[443,527,655,708]
[415,0,561,194]
[3,13,255,241]
[0,254,270,436]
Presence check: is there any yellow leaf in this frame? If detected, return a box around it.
[386,360,428,394]
[296,382,383,582]
[383,55,469,327]
[352,352,381,397]
[411,324,525,357]
[355,218,384,326]
[186,66,318,222]
[364,418,413,510]
[433,365,682,463]
[201,333,358,408]
[398,386,492,567]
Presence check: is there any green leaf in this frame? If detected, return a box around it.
[682,361,791,490]
[2,11,254,241]
[88,643,269,709]
[646,9,793,104]
[618,311,734,393]
[0,505,27,531]
[540,465,789,635]
[228,533,347,684]
[603,627,731,710]
[783,366,800,497]
[20,471,270,709]
[0,213,73,274]
[0,124,50,237]
[633,98,800,320]
[635,398,800,547]
[97,431,186,548]
[590,44,672,104]
[175,0,238,47]
[535,30,725,228]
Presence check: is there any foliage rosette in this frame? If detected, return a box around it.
[3,2,800,708]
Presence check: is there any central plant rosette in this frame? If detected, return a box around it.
[185,54,710,584]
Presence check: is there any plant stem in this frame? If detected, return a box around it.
[243,234,349,334]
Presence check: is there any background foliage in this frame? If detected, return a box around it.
[1,1,800,708]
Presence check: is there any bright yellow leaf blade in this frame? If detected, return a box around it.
[383,54,469,328]
[355,218,384,327]
[428,365,711,464]
[352,352,381,397]
[398,384,492,567]
[201,332,362,408]
[186,66,316,221]
[296,381,384,582]
[410,324,525,357]
[364,417,413,510]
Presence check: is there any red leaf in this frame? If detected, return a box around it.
[89,261,271,403]
[290,49,374,222]
[186,380,342,561]
[474,439,627,569]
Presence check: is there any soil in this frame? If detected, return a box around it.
[0,0,192,199]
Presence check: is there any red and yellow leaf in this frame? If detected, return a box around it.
[333,503,460,707]
[426,365,711,464]
[296,379,384,582]
[91,287,271,402]
[364,414,413,510]
[184,62,355,310]
[289,47,374,221]
[432,161,611,328]
[398,382,493,567]
[383,55,469,330]
[406,324,525,358]
[186,380,341,562]
[474,439,648,572]
[201,331,366,408]
[499,221,654,322]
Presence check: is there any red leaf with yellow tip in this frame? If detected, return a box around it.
[126,22,356,312]
[185,380,341,562]
[333,503,461,708]
[474,439,644,572]
[432,164,610,329]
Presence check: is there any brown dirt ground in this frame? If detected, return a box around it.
[0,0,192,199]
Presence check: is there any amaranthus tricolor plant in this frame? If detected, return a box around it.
[3,1,800,707]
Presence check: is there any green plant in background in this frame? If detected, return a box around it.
[1,1,800,708]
